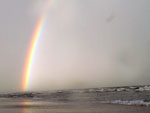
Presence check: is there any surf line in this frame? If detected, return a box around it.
[22,0,51,91]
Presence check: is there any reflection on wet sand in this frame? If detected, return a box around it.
[22,101,29,113]
[22,109,28,113]
[22,101,33,113]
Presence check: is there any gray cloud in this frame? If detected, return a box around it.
[0,0,150,92]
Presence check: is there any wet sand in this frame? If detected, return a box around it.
[0,102,150,113]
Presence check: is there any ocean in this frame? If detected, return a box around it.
[0,85,150,113]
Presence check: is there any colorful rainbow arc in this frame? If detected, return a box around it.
[22,0,51,91]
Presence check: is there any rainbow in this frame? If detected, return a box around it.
[22,0,51,91]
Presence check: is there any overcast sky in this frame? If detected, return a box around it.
[0,0,150,92]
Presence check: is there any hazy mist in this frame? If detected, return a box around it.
[0,0,150,92]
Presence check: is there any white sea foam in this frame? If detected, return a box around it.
[101,100,150,106]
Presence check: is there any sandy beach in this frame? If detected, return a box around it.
[0,102,150,113]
